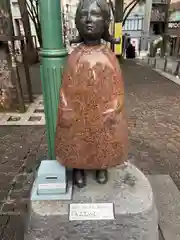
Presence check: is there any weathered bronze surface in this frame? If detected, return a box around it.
[55,0,128,171]
[55,44,128,169]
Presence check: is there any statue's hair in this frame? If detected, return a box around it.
[70,0,120,45]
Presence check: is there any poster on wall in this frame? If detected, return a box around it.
[168,21,180,29]
[131,38,139,54]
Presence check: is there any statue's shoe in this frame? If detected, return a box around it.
[96,170,108,184]
[74,169,86,188]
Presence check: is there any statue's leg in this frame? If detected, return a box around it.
[95,170,108,184]
[74,169,86,188]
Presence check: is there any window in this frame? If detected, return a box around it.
[123,18,143,31]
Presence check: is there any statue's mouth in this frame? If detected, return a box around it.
[86,24,93,30]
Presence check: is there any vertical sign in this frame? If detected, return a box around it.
[114,22,122,55]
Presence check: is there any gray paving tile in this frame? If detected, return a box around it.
[148,175,180,240]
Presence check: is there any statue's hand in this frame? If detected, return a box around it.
[69,39,77,46]
[69,36,83,45]
[115,95,124,113]
[114,38,121,44]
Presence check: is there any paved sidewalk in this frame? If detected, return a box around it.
[1,60,180,238]
[124,61,180,184]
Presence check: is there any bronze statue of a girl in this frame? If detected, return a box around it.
[55,0,128,188]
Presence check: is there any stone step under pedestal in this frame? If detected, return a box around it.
[148,175,180,240]
[25,163,158,240]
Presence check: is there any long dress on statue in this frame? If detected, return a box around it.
[55,44,128,169]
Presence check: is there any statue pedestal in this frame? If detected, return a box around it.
[25,163,158,240]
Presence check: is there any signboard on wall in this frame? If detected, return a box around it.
[131,38,139,54]
[168,21,180,29]
[114,22,122,55]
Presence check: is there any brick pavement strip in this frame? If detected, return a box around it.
[1,61,180,238]
[0,126,46,239]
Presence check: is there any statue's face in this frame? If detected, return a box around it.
[78,1,105,41]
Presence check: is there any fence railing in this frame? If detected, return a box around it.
[140,56,180,76]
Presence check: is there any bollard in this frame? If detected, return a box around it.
[174,60,180,76]
[39,0,68,159]
[164,56,168,72]
[153,58,156,68]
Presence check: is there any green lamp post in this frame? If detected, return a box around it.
[39,0,68,159]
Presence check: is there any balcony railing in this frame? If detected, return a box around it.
[123,18,143,31]
[152,0,168,4]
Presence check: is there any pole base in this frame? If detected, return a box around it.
[30,160,72,201]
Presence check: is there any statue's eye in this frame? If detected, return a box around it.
[81,10,88,16]
[91,10,101,17]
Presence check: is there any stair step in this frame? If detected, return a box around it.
[148,175,180,240]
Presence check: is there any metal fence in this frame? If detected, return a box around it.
[141,56,180,77]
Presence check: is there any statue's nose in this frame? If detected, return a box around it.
[86,12,92,22]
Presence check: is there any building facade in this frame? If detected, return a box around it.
[167,0,180,56]
[149,0,169,44]
[10,0,169,54]
[10,0,38,47]
[10,0,79,48]
[123,3,145,39]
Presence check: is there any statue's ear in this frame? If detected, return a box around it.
[104,20,110,29]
